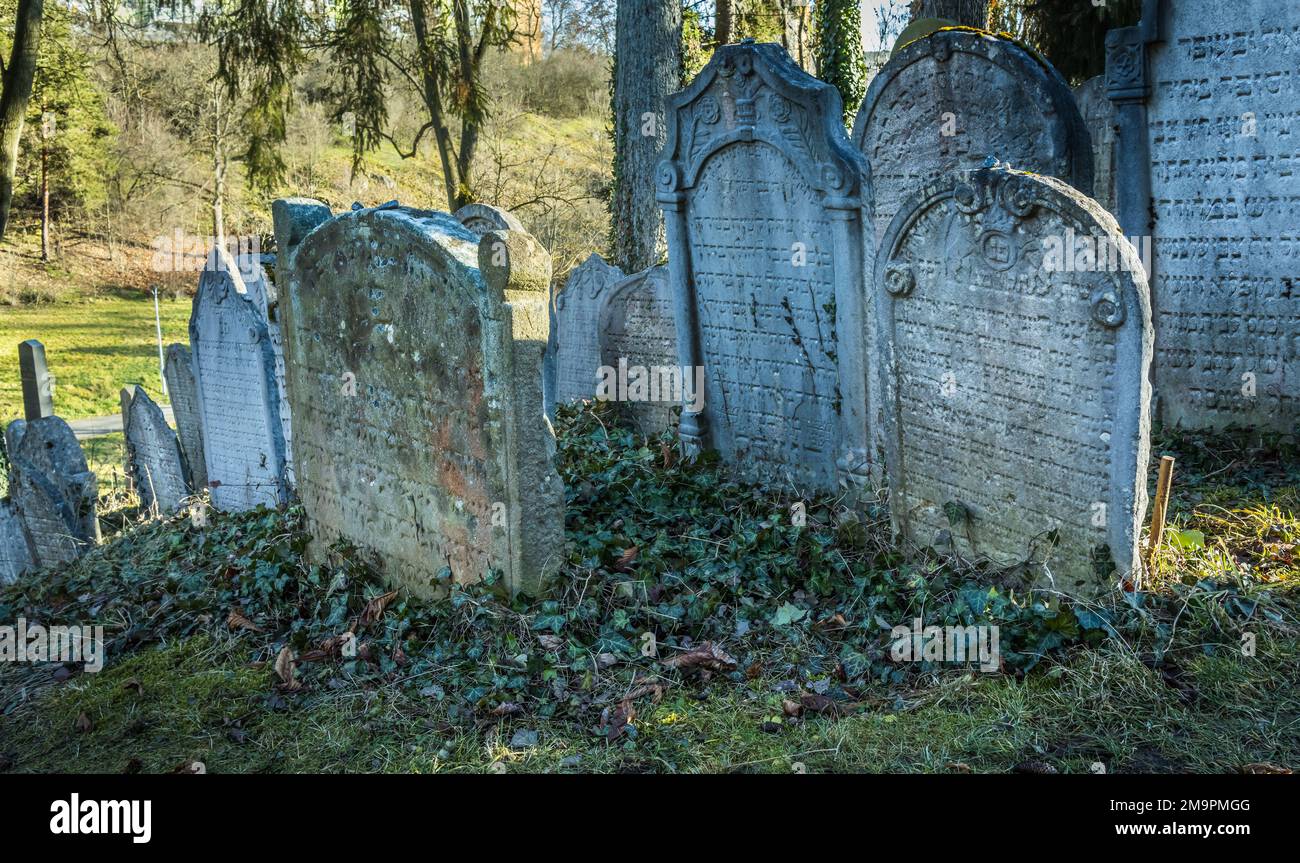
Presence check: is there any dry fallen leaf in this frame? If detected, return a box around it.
[273,646,301,691]
[122,677,144,696]
[604,700,635,742]
[75,712,93,733]
[782,699,802,718]
[659,439,677,469]
[227,610,264,633]
[358,590,399,627]
[1241,762,1292,775]
[661,642,737,673]
[615,546,639,571]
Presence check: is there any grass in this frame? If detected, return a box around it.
[0,295,192,421]
[1,404,1296,774]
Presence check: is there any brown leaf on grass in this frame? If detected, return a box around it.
[659,439,677,469]
[782,699,802,718]
[227,610,264,633]
[122,677,144,696]
[75,712,93,733]
[624,681,666,703]
[799,693,853,716]
[947,762,972,773]
[273,646,301,691]
[490,702,523,717]
[661,642,737,673]
[1241,762,1292,774]
[358,590,399,627]
[603,700,636,742]
[816,613,849,630]
[615,546,639,571]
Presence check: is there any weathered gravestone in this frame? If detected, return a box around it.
[0,499,34,584]
[454,203,525,237]
[1106,0,1300,430]
[597,265,680,434]
[11,416,99,546]
[190,246,289,511]
[286,205,564,596]
[1073,76,1118,216]
[125,385,190,515]
[236,253,296,485]
[18,339,54,420]
[551,253,626,407]
[9,461,81,568]
[853,28,1092,244]
[874,166,1152,591]
[4,419,26,459]
[658,41,871,492]
[163,344,207,492]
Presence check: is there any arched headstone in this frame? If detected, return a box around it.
[597,265,679,435]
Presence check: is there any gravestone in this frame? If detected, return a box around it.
[0,499,34,584]
[658,41,871,492]
[163,344,207,492]
[18,339,54,420]
[286,205,564,596]
[119,387,136,492]
[190,246,289,511]
[1073,76,1118,215]
[454,203,525,237]
[125,386,190,515]
[12,416,99,545]
[597,265,680,434]
[1106,0,1300,430]
[236,253,295,485]
[4,419,26,459]
[874,166,1152,591]
[853,28,1092,244]
[552,253,626,407]
[9,460,81,568]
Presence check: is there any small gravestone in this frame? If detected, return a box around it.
[659,42,871,492]
[235,254,295,486]
[853,28,1092,244]
[551,253,626,407]
[874,166,1152,591]
[1073,76,1118,215]
[12,416,99,545]
[125,386,190,515]
[0,499,34,584]
[9,458,82,568]
[18,339,54,420]
[286,206,564,596]
[163,344,207,492]
[454,203,525,237]
[189,246,289,511]
[1107,0,1300,430]
[597,265,680,434]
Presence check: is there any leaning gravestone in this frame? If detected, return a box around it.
[190,246,289,511]
[454,203,525,237]
[236,253,295,485]
[874,166,1152,591]
[1106,0,1299,430]
[1073,76,1118,216]
[552,253,626,406]
[658,41,871,492]
[853,28,1092,244]
[163,344,207,492]
[12,416,99,545]
[286,205,564,596]
[18,339,54,420]
[125,386,190,515]
[0,499,34,584]
[9,460,81,568]
[597,265,680,434]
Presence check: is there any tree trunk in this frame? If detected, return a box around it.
[40,135,48,261]
[611,0,682,272]
[715,0,732,46]
[0,0,46,243]
[910,0,988,27]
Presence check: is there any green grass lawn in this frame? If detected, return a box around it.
[0,295,193,422]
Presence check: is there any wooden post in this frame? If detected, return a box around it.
[1146,455,1175,576]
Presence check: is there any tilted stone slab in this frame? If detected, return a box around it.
[189,246,289,511]
[658,41,871,492]
[286,205,564,596]
[1073,76,1118,216]
[9,457,82,569]
[853,28,1092,245]
[12,416,99,546]
[551,253,626,407]
[126,385,190,515]
[597,265,680,435]
[163,344,207,493]
[0,498,34,584]
[874,166,1152,592]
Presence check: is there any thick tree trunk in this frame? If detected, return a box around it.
[0,0,46,243]
[715,0,732,46]
[611,0,682,272]
[910,0,988,27]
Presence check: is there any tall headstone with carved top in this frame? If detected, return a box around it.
[657,41,871,492]
[874,166,1152,591]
